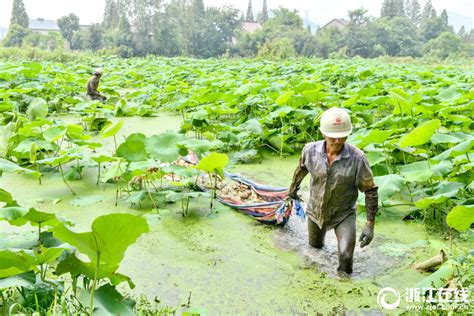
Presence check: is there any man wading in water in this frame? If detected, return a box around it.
[86,68,107,101]
[288,107,378,275]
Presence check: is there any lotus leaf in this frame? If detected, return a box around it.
[53,213,149,279]
[399,119,441,148]
[26,97,49,120]
[117,133,149,162]
[196,152,229,179]
[446,205,474,231]
[146,131,185,162]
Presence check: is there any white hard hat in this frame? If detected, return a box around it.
[319,107,352,138]
[94,68,103,75]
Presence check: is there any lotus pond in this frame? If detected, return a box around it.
[0,57,472,314]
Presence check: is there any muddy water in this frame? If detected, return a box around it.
[0,114,451,313]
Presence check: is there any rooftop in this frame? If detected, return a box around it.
[29,18,60,31]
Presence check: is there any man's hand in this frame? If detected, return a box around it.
[288,191,300,200]
[359,224,374,248]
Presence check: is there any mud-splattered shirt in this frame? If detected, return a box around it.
[290,141,377,229]
[86,75,100,97]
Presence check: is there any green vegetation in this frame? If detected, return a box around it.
[0,56,472,313]
[2,0,473,60]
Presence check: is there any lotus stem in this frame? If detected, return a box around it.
[59,163,76,195]
[89,252,100,316]
[96,162,101,185]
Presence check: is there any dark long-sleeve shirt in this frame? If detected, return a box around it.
[289,141,378,229]
[86,75,101,98]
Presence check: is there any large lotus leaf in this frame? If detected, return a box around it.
[34,246,66,265]
[416,260,455,290]
[75,284,135,315]
[437,87,461,102]
[0,158,41,179]
[431,139,474,161]
[36,154,73,166]
[415,182,465,209]
[26,98,48,120]
[0,271,35,289]
[196,152,229,179]
[21,62,42,78]
[93,284,135,315]
[374,174,404,203]
[446,205,474,231]
[365,151,387,166]
[146,131,185,162]
[268,135,294,153]
[0,207,29,222]
[430,133,464,144]
[0,188,13,203]
[269,106,294,119]
[303,89,328,102]
[178,138,223,156]
[399,119,441,148]
[0,249,36,278]
[9,208,62,228]
[100,121,124,138]
[275,91,295,105]
[234,83,263,95]
[56,254,134,288]
[53,213,149,273]
[117,133,149,162]
[66,124,90,140]
[43,125,67,142]
[398,160,452,182]
[91,155,116,164]
[390,88,412,115]
[102,160,127,182]
[14,138,57,154]
[240,119,263,135]
[353,129,394,149]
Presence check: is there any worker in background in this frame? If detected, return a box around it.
[86,68,106,101]
[288,107,378,275]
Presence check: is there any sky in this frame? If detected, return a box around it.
[0,0,473,28]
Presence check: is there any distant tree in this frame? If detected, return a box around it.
[84,23,103,51]
[266,7,303,30]
[2,24,29,47]
[405,0,421,23]
[457,25,466,37]
[422,0,436,19]
[103,0,123,29]
[315,27,345,58]
[10,0,29,28]
[57,13,80,43]
[381,0,404,18]
[127,0,162,55]
[193,0,205,19]
[199,6,240,57]
[372,16,420,56]
[71,29,86,50]
[423,31,460,59]
[246,0,254,22]
[440,9,448,27]
[258,37,295,59]
[347,8,374,57]
[3,0,30,47]
[260,0,268,23]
